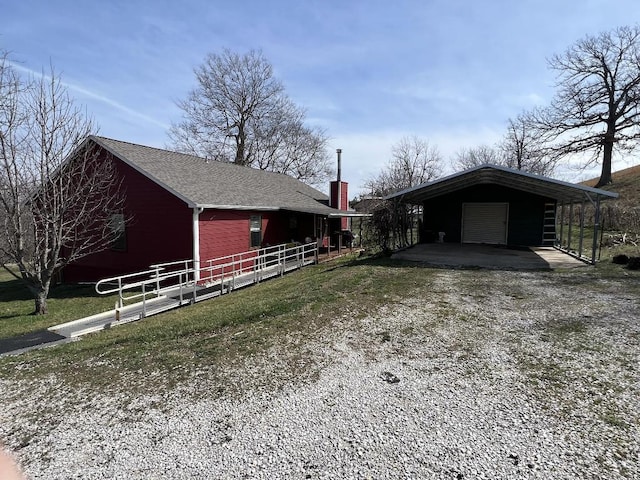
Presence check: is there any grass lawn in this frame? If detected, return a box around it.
[1,248,638,395]
[0,269,121,338]
[0,254,434,390]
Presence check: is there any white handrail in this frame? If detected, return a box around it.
[95,242,318,311]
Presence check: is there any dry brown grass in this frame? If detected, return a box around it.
[580,164,640,233]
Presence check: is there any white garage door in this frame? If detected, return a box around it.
[462,203,508,244]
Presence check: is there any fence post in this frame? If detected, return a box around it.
[280,245,285,276]
[250,254,255,284]
[192,270,197,302]
[141,282,146,318]
[118,277,124,309]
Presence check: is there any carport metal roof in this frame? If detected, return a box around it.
[385,164,618,204]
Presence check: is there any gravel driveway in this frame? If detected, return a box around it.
[1,268,639,479]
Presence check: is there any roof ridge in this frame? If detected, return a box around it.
[91,135,305,181]
[88,136,333,212]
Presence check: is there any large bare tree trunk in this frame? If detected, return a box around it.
[34,290,48,315]
[26,280,50,315]
[597,140,614,187]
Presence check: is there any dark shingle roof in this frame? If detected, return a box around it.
[386,164,618,204]
[92,136,338,215]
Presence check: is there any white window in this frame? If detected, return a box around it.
[109,213,126,251]
[250,215,262,248]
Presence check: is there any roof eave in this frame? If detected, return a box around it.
[195,204,280,211]
[386,164,619,203]
[328,211,372,218]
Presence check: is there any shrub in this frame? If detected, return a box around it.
[626,257,640,270]
[612,254,630,265]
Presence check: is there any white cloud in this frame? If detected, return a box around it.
[9,62,171,131]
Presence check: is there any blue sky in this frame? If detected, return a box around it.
[3,0,640,195]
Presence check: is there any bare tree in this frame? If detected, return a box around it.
[364,136,443,249]
[534,25,640,187]
[498,113,556,175]
[169,49,332,186]
[0,56,124,314]
[365,136,443,196]
[454,145,503,171]
[452,117,555,176]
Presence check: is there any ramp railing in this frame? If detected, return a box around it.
[95,242,318,316]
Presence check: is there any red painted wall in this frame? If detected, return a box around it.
[64,145,325,283]
[199,210,252,261]
[63,149,193,282]
[198,209,317,261]
[199,210,295,260]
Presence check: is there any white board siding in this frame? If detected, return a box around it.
[462,203,508,244]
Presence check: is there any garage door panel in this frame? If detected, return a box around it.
[462,203,508,244]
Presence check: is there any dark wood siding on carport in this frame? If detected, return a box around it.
[421,184,554,246]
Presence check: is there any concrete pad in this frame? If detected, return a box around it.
[529,247,590,269]
[391,243,588,270]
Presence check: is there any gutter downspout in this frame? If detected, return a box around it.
[193,207,204,281]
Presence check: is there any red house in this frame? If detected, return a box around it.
[63,136,351,282]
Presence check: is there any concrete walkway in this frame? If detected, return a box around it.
[391,243,588,270]
[0,329,70,356]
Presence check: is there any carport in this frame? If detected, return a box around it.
[386,164,618,264]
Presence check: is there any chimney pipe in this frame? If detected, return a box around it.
[336,149,342,182]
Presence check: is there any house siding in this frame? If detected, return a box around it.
[63,150,192,282]
[199,210,319,263]
[422,185,553,246]
[199,210,255,261]
[63,138,337,284]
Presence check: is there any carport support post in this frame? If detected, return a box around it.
[559,203,565,248]
[567,202,573,252]
[591,196,601,265]
[578,200,585,259]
